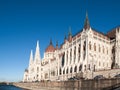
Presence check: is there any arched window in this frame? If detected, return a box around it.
[89,41,91,50]
[45,73,48,79]
[51,71,55,76]
[59,68,61,75]
[70,67,72,73]
[78,44,81,61]
[88,64,90,70]
[74,46,76,63]
[66,51,68,64]
[84,65,86,71]
[99,44,101,52]
[83,41,86,59]
[94,65,96,71]
[94,43,96,51]
[107,48,108,54]
[63,69,65,74]
[66,68,68,74]
[79,64,82,71]
[103,46,104,53]
[99,62,101,66]
[70,49,72,64]
[53,71,55,76]
[37,74,39,78]
[62,52,65,67]
[74,66,77,72]
[37,67,39,73]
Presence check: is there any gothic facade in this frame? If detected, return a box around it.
[23,14,120,82]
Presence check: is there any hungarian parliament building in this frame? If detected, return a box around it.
[23,14,120,82]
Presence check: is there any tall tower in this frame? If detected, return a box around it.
[34,40,41,81]
[23,50,34,82]
[115,28,120,68]
[28,50,34,69]
[34,40,41,63]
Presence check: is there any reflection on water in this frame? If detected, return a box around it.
[0,85,29,90]
[0,85,90,90]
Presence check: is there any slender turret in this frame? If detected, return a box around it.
[84,12,90,30]
[29,50,33,67]
[34,40,41,63]
[68,26,72,42]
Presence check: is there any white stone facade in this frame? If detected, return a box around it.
[23,14,120,82]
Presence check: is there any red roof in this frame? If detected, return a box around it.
[45,44,55,52]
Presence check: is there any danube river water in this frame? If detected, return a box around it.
[0,85,28,90]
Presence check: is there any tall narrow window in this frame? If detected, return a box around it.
[83,41,86,59]
[66,68,68,74]
[63,69,65,74]
[83,41,86,51]
[37,67,39,73]
[70,67,72,73]
[70,49,72,64]
[74,46,76,63]
[107,48,108,55]
[103,46,104,53]
[66,51,68,65]
[74,66,77,72]
[99,62,101,66]
[89,41,91,50]
[94,65,95,71]
[94,43,96,51]
[84,65,86,71]
[79,64,82,71]
[78,44,81,61]
[88,64,90,70]
[99,44,101,52]
[59,68,61,75]
[62,52,65,67]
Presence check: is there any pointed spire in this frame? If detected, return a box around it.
[30,50,33,61]
[68,26,72,37]
[56,41,58,46]
[64,34,67,43]
[37,40,39,49]
[84,12,90,30]
[29,50,33,67]
[50,38,53,45]
[68,26,72,42]
[56,41,58,49]
[34,40,41,63]
[64,34,67,40]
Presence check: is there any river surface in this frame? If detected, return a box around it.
[0,85,29,90]
[0,85,120,90]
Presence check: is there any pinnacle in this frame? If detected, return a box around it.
[50,38,53,45]
[84,12,90,30]
[68,26,72,36]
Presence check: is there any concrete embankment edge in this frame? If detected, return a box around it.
[13,79,120,90]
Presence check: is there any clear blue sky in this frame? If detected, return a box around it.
[0,0,120,82]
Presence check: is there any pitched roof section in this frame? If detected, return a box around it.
[107,29,116,40]
[107,26,120,40]
[84,12,90,30]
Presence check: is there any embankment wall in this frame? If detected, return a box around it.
[13,79,120,90]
